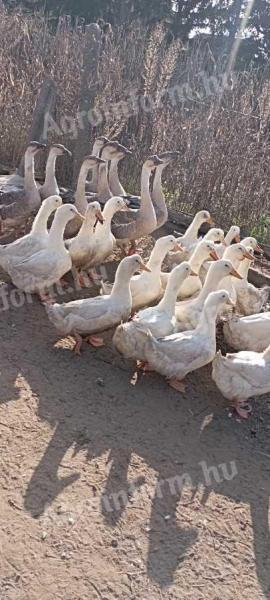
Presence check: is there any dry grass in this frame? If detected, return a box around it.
[0,5,270,239]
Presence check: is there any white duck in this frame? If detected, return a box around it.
[7,204,84,298]
[128,235,182,310]
[39,144,71,200]
[172,210,214,262]
[175,259,242,332]
[217,243,254,304]
[113,262,194,360]
[200,226,241,283]
[212,345,270,419]
[102,235,182,308]
[233,247,270,315]
[0,195,62,269]
[87,196,128,270]
[161,239,219,300]
[188,227,224,256]
[223,312,270,352]
[215,225,241,258]
[64,155,106,238]
[121,290,233,391]
[46,254,150,353]
[241,236,263,254]
[65,201,104,279]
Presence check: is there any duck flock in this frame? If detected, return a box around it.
[0,137,270,420]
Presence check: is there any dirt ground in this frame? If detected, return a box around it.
[1,242,270,600]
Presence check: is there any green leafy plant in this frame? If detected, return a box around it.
[251,214,270,244]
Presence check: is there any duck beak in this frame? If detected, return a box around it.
[190,269,198,276]
[76,212,85,222]
[230,266,243,280]
[256,243,264,254]
[235,233,241,243]
[207,216,214,225]
[210,249,219,261]
[172,242,183,252]
[243,249,254,260]
[227,297,236,306]
[139,262,151,272]
[95,209,104,224]
[65,148,72,157]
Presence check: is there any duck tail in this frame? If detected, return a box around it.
[113,320,152,360]
[263,344,270,361]
[45,302,65,327]
[261,286,270,305]
[212,350,226,379]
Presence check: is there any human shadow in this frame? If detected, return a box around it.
[2,291,270,592]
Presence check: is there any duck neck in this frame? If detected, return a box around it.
[110,265,131,302]
[225,229,237,246]
[140,166,155,217]
[152,165,168,225]
[97,163,111,200]
[48,214,70,249]
[238,257,252,279]
[198,268,219,303]
[183,216,202,243]
[158,277,179,315]
[31,203,52,235]
[75,165,89,213]
[147,244,168,271]
[189,246,205,273]
[24,151,38,192]
[196,302,219,338]
[44,152,58,192]
[95,201,115,235]
[76,216,96,240]
[109,159,126,196]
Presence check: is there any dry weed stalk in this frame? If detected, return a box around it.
[0,6,270,238]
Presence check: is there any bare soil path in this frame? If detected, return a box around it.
[0,254,270,600]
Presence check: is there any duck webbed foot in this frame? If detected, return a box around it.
[85,335,104,348]
[168,378,186,393]
[73,331,83,355]
[128,241,137,256]
[232,397,252,419]
[136,360,154,372]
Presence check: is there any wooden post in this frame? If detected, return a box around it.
[18,75,57,176]
[72,23,102,185]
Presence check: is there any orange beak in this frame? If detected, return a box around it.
[207,216,214,225]
[230,266,243,280]
[190,269,198,276]
[96,209,104,224]
[172,242,184,252]
[235,234,241,243]
[139,262,151,273]
[243,249,254,260]
[210,249,219,261]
